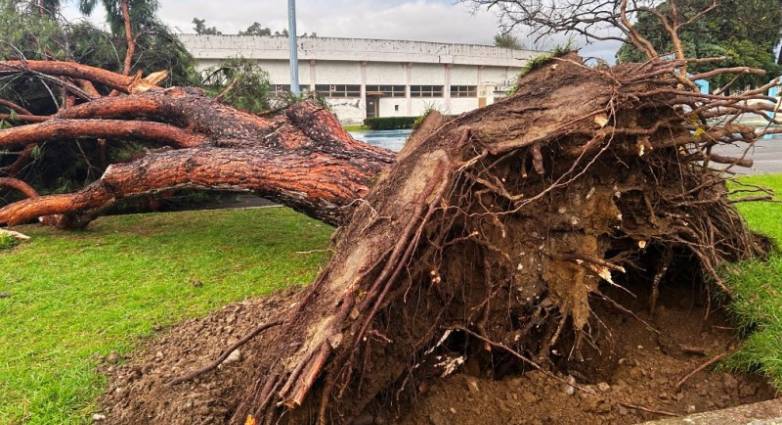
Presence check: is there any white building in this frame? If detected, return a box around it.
[179,35,541,124]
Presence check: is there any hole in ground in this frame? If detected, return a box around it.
[392,268,777,425]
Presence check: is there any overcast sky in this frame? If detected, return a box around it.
[61,0,621,62]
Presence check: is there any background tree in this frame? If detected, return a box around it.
[239,21,272,36]
[201,58,272,114]
[80,0,195,84]
[616,0,782,88]
[494,32,522,49]
[192,17,222,35]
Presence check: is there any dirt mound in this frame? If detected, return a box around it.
[100,282,776,425]
[100,288,300,424]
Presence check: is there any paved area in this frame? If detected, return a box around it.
[641,398,782,424]
[713,137,782,175]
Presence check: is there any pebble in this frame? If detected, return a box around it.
[224,349,242,365]
[597,382,611,392]
[687,404,697,413]
[92,413,106,421]
[564,376,576,396]
[449,407,457,414]
[466,379,479,394]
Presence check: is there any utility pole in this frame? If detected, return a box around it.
[288,0,300,96]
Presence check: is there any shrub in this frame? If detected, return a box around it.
[364,116,418,130]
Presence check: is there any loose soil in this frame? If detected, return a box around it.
[100,280,777,425]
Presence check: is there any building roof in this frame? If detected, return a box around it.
[178,34,539,68]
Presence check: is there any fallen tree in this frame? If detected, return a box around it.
[2,2,779,424]
[92,53,774,425]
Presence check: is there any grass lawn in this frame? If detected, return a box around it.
[0,206,332,425]
[342,124,370,132]
[723,174,782,388]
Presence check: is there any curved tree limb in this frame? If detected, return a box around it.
[0,99,33,115]
[0,60,134,93]
[0,119,208,149]
[0,177,39,198]
[0,145,387,226]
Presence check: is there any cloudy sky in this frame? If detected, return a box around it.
[61,0,622,62]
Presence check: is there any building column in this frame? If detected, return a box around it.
[309,60,316,92]
[443,63,451,114]
[360,61,367,120]
[477,65,486,107]
[405,63,412,116]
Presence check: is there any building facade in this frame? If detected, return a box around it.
[179,35,541,123]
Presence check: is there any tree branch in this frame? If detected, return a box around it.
[0,119,208,149]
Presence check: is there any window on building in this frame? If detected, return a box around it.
[271,84,290,95]
[365,85,406,98]
[315,84,361,98]
[410,85,444,98]
[450,85,478,98]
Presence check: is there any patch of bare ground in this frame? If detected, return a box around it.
[100,288,300,425]
[100,280,776,425]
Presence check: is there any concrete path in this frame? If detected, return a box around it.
[640,398,782,424]
[712,138,782,175]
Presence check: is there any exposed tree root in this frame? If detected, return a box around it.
[204,56,764,424]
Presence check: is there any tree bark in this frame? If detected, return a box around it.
[0,74,394,227]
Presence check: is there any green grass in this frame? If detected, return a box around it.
[722,174,782,388]
[342,124,369,132]
[0,233,17,250]
[0,207,332,425]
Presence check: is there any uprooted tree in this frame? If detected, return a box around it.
[2,0,781,424]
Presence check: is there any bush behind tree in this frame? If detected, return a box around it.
[616,0,782,88]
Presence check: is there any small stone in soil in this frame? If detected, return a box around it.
[466,379,479,394]
[224,349,242,364]
[564,376,576,396]
[597,382,611,392]
[92,413,107,421]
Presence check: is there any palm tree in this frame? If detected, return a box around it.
[31,0,61,16]
[79,0,159,74]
